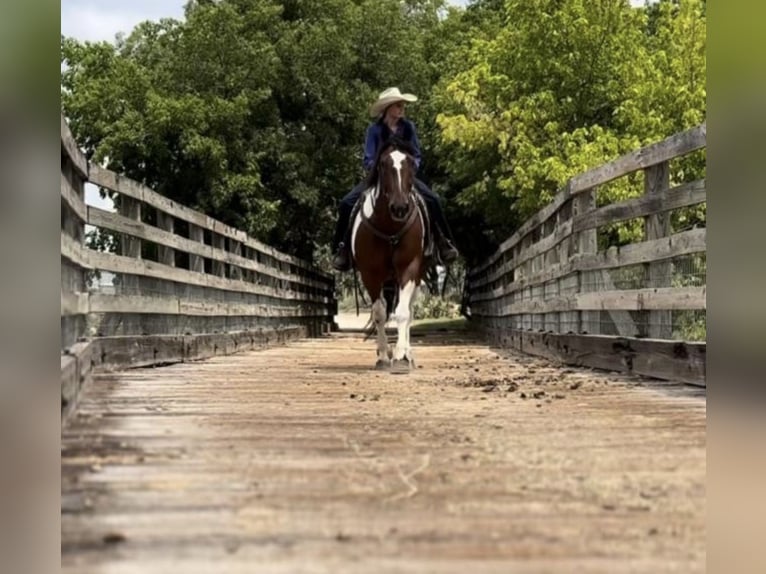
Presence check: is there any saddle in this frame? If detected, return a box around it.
[348,188,435,259]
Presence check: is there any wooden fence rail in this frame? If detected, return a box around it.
[465,124,706,385]
[61,114,337,419]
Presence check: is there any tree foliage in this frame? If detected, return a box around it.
[61,0,705,267]
[434,0,706,261]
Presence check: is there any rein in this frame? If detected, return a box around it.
[360,190,419,247]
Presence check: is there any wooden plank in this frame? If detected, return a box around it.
[211,234,226,278]
[188,224,205,273]
[645,162,673,339]
[86,250,331,303]
[577,286,705,312]
[61,231,91,269]
[88,164,329,278]
[470,228,706,303]
[471,221,573,293]
[61,115,88,178]
[472,184,573,276]
[62,329,705,574]
[95,327,308,370]
[577,228,706,272]
[87,207,329,290]
[61,341,95,423]
[572,179,705,233]
[61,291,89,316]
[570,124,706,194]
[88,293,325,317]
[482,286,705,317]
[484,328,705,385]
[574,189,599,335]
[229,239,243,281]
[60,354,77,407]
[60,172,88,222]
[514,220,573,271]
[156,211,175,266]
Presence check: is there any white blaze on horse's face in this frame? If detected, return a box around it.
[390,150,406,193]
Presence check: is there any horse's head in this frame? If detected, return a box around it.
[372,138,417,223]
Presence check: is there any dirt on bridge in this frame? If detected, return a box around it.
[61,319,706,573]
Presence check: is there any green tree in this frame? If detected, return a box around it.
[61,0,446,261]
[433,0,706,260]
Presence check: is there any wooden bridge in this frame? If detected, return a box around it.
[61,116,706,572]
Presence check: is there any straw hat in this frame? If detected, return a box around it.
[369,87,418,117]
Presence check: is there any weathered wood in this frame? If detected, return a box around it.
[61,291,89,316]
[87,250,331,303]
[229,239,243,281]
[87,293,325,317]
[574,189,599,335]
[645,162,673,338]
[485,328,705,385]
[94,326,307,370]
[473,184,573,276]
[156,211,175,266]
[118,197,142,259]
[61,341,95,422]
[61,231,91,269]
[88,164,325,276]
[470,227,706,304]
[513,219,573,271]
[88,207,328,290]
[188,224,205,273]
[211,234,226,278]
[492,286,705,316]
[577,286,705,311]
[570,124,706,194]
[62,330,705,573]
[60,114,88,178]
[60,171,88,223]
[572,179,705,233]
[577,228,706,272]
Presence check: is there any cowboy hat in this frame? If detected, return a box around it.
[369,87,418,117]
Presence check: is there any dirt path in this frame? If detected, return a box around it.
[62,329,706,573]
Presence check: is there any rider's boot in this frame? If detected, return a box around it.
[331,204,353,272]
[436,227,459,264]
[332,241,352,272]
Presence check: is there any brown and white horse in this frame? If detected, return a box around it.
[351,138,425,374]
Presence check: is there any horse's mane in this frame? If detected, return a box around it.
[364,135,418,188]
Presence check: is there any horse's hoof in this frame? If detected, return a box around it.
[375,359,390,371]
[390,359,411,374]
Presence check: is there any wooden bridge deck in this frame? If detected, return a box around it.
[61,327,706,573]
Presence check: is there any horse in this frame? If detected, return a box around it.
[350,137,426,374]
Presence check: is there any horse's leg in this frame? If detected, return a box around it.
[390,279,419,373]
[371,296,390,369]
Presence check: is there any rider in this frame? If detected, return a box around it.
[331,87,459,272]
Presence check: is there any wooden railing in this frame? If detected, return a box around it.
[465,124,706,385]
[61,114,337,417]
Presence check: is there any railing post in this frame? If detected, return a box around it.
[119,196,141,295]
[189,224,205,273]
[229,239,242,281]
[644,161,672,338]
[212,234,226,277]
[574,187,599,334]
[157,211,175,267]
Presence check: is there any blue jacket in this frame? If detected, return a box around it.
[363,118,422,173]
